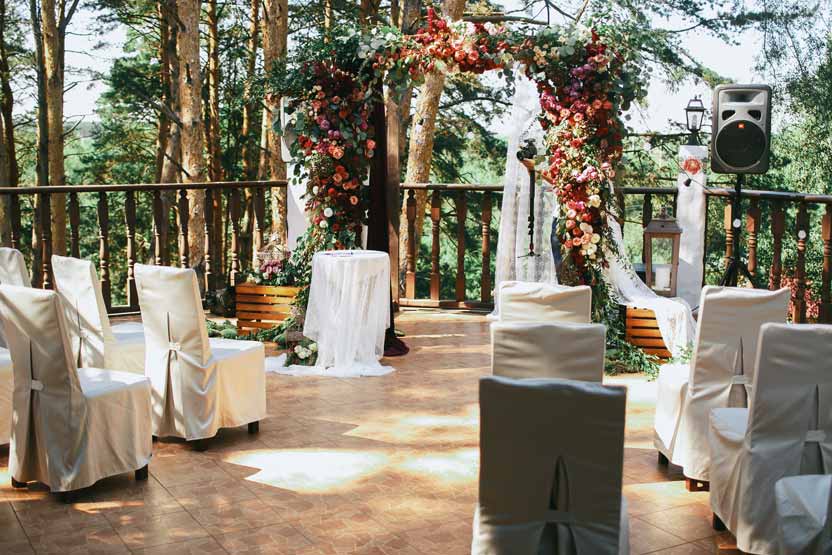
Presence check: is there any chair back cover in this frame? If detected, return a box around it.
[0,248,29,348]
[491,322,605,382]
[0,285,87,490]
[775,474,832,555]
[736,323,832,549]
[135,264,214,439]
[677,285,789,479]
[51,255,116,368]
[497,281,591,323]
[473,376,626,554]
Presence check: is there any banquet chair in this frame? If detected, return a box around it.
[135,264,266,446]
[775,475,832,555]
[709,323,832,555]
[653,285,789,489]
[0,247,29,443]
[52,255,145,373]
[472,376,628,555]
[497,281,592,323]
[0,284,152,501]
[491,321,605,382]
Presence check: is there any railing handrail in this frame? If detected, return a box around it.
[0,179,286,195]
[401,182,504,192]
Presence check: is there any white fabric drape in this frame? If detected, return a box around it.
[135,264,266,440]
[0,285,152,492]
[675,146,708,309]
[472,376,628,554]
[709,323,832,555]
[491,69,557,319]
[0,348,11,444]
[604,216,695,357]
[491,321,605,382]
[776,475,832,555]
[286,163,309,252]
[286,250,392,377]
[0,247,29,349]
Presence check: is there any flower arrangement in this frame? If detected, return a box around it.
[288,338,318,366]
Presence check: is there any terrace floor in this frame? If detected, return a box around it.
[0,310,739,554]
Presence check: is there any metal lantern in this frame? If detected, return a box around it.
[685,96,706,144]
[643,207,682,297]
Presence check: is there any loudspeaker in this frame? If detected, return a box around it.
[711,84,772,174]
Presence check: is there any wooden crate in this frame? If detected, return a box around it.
[235,283,300,334]
[625,306,672,358]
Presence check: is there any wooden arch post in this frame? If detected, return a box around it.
[367,84,408,356]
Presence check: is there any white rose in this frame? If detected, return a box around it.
[323,207,334,218]
[309,343,318,352]
[585,243,598,256]
[589,195,601,208]
[312,186,319,195]
[319,220,328,229]
[591,233,601,244]
[294,345,302,354]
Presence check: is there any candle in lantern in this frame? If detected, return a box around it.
[654,265,671,291]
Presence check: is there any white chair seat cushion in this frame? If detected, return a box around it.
[108,323,146,374]
[654,362,689,458]
[0,347,11,445]
[66,367,152,491]
[776,475,832,555]
[208,338,267,431]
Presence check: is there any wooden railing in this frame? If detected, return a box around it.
[400,182,832,323]
[621,186,832,324]
[400,183,502,309]
[0,180,285,313]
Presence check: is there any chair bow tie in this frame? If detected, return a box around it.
[806,430,826,443]
[168,342,182,353]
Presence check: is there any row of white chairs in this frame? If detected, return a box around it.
[0,248,267,499]
[481,280,832,555]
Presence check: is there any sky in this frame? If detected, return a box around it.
[57,5,763,135]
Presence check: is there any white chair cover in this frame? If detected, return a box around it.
[51,255,145,373]
[491,322,605,382]
[653,286,789,481]
[709,323,832,555]
[135,264,266,440]
[0,347,11,444]
[0,284,152,492]
[472,376,628,555]
[776,475,832,555]
[0,247,29,349]
[497,281,592,324]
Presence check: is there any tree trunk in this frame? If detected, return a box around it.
[40,0,66,256]
[0,0,17,246]
[241,0,259,180]
[176,0,207,269]
[205,0,224,286]
[397,0,461,284]
[158,0,182,265]
[260,0,288,251]
[154,0,170,183]
[29,0,47,286]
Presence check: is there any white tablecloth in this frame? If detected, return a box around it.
[297,250,393,377]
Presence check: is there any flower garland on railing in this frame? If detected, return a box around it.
[272,11,644,329]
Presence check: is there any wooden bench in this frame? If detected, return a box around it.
[625,306,672,358]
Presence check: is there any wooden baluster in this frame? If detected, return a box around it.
[405,189,416,299]
[723,204,734,270]
[253,188,265,264]
[793,203,809,323]
[153,190,164,265]
[177,188,189,268]
[429,190,441,301]
[9,193,20,251]
[204,188,214,292]
[455,190,467,303]
[770,202,785,290]
[69,191,80,258]
[40,192,52,289]
[125,190,138,308]
[97,192,111,309]
[230,187,242,285]
[746,199,760,278]
[821,205,832,323]
[641,193,652,263]
[481,191,493,304]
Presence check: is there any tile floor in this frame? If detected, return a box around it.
[0,309,741,554]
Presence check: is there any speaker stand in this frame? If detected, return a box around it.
[719,174,756,287]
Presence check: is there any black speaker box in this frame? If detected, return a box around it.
[710,84,772,174]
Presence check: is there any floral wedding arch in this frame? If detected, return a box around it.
[274,9,645,321]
